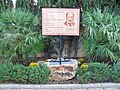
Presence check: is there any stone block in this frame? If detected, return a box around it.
[19,88,36,90]
[19,84,40,89]
[61,84,82,89]
[45,59,78,81]
[82,83,102,88]
[40,84,61,89]
[87,88,104,90]
[101,83,120,88]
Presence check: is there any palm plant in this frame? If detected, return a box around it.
[82,0,120,15]
[0,0,13,12]
[5,0,13,9]
[0,9,43,60]
[0,0,5,12]
[82,9,120,62]
[16,0,34,8]
[55,0,77,8]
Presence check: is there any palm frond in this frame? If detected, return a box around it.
[82,9,120,61]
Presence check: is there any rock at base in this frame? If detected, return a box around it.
[45,59,78,81]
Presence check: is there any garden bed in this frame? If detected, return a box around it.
[0,58,120,84]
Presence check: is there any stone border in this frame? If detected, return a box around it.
[0,83,120,90]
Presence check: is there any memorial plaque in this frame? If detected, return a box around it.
[42,8,80,36]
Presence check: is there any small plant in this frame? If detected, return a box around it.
[29,62,39,67]
[28,64,51,84]
[12,64,29,83]
[80,63,88,70]
[111,61,120,82]
[88,62,110,82]
[0,63,14,82]
[78,58,84,63]
[77,67,91,83]
[77,62,110,83]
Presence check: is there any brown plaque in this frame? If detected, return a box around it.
[42,8,80,36]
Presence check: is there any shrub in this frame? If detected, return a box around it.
[77,62,110,83]
[12,64,29,83]
[0,63,51,84]
[0,63,14,82]
[0,9,43,59]
[77,66,91,83]
[88,62,110,82]
[28,64,51,84]
[111,62,120,82]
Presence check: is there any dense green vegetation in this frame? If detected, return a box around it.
[0,0,120,84]
[0,62,120,84]
[82,9,120,62]
[0,63,51,84]
[0,9,43,60]
[111,61,120,83]
[77,62,120,83]
[0,0,119,62]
